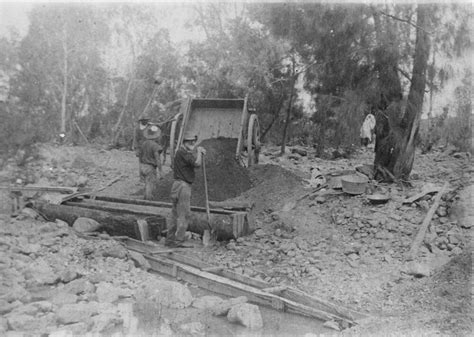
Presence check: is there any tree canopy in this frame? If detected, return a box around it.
[1,2,471,177]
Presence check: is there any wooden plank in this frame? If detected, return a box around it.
[121,238,363,325]
[406,182,449,260]
[262,285,287,294]
[201,266,224,273]
[88,195,237,215]
[282,288,367,322]
[143,252,352,325]
[0,185,78,194]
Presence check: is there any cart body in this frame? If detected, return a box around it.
[169,96,260,166]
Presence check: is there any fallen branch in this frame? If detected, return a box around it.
[406,182,448,260]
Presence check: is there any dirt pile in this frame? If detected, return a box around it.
[152,138,252,207]
[228,164,304,214]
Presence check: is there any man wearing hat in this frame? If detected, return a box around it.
[139,124,163,200]
[166,131,206,248]
[133,116,151,182]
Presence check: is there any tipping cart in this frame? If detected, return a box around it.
[169,96,261,167]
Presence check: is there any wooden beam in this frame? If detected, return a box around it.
[122,238,367,324]
[406,182,449,260]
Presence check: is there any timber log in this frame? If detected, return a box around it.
[33,195,252,240]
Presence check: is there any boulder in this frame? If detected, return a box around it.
[20,207,40,220]
[96,282,132,303]
[25,258,59,286]
[128,251,151,271]
[57,302,99,324]
[51,292,78,305]
[179,322,206,336]
[0,317,7,333]
[10,303,40,316]
[192,296,225,309]
[73,217,102,233]
[406,262,431,278]
[323,320,341,331]
[91,312,123,332]
[102,244,128,259]
[48,322,92,336]
[135,280,193,309]
[76,175,89,187]
[227,303,263,329]
[6,312,55,331]
[31,301,53,313]
[60,269,80,283]
[63,278,96,295]
[211,296,248,316]
[3,285,31,304]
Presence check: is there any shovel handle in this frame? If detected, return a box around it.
[202,156,212,230]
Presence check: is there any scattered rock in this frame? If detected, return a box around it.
[211,296,248,316]
[135,279,193,309]
[179,322,206,336]
[63,278,96,295]
[227,303,263,329]
[192,295,225,310]
[3,285,31,303]
[51,292,78,305]
[102,244,128,259]
[315,196,326,204]
[0,317,7,333]
[57,302,99,324]
[49,322,92,336]
[76,175,89,187]
[91,312,123,332]
[323,320,341,331]
[128,251,151,271]
[20,207,40,219]
[451,247,463,255]
[96,282,131,303]
[254,229,265,237]
[60,269,80,283]
[73,217,102,233]
[406,262,431,278]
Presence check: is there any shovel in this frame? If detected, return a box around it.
[202,156,214,247]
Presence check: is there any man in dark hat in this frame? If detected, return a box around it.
[166,131,206,248]
[133,116,151,182]
[139,124,163,200]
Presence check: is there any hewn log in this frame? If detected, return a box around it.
[35,199,247,240]
[33,202,165,240]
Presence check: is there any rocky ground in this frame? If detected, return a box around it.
[0,142,472,336]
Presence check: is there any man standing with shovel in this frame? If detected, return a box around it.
[165,132,206,248]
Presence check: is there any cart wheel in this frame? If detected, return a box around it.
[247,114,261,166]
[169,114,182,168]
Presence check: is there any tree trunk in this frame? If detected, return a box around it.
[373,5,431,181]
[60,25,68,135]
[112,77,133,146]
[280,57,296,155]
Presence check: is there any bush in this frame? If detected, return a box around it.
[0,103,49,167]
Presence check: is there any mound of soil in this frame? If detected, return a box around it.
[152,138,252,207]
[228,164,304,214]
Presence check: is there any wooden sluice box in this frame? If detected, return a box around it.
[34,194,254,241]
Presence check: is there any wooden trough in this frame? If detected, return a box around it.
[33,193,254,241]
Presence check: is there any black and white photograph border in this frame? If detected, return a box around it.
[0,0,472,336]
